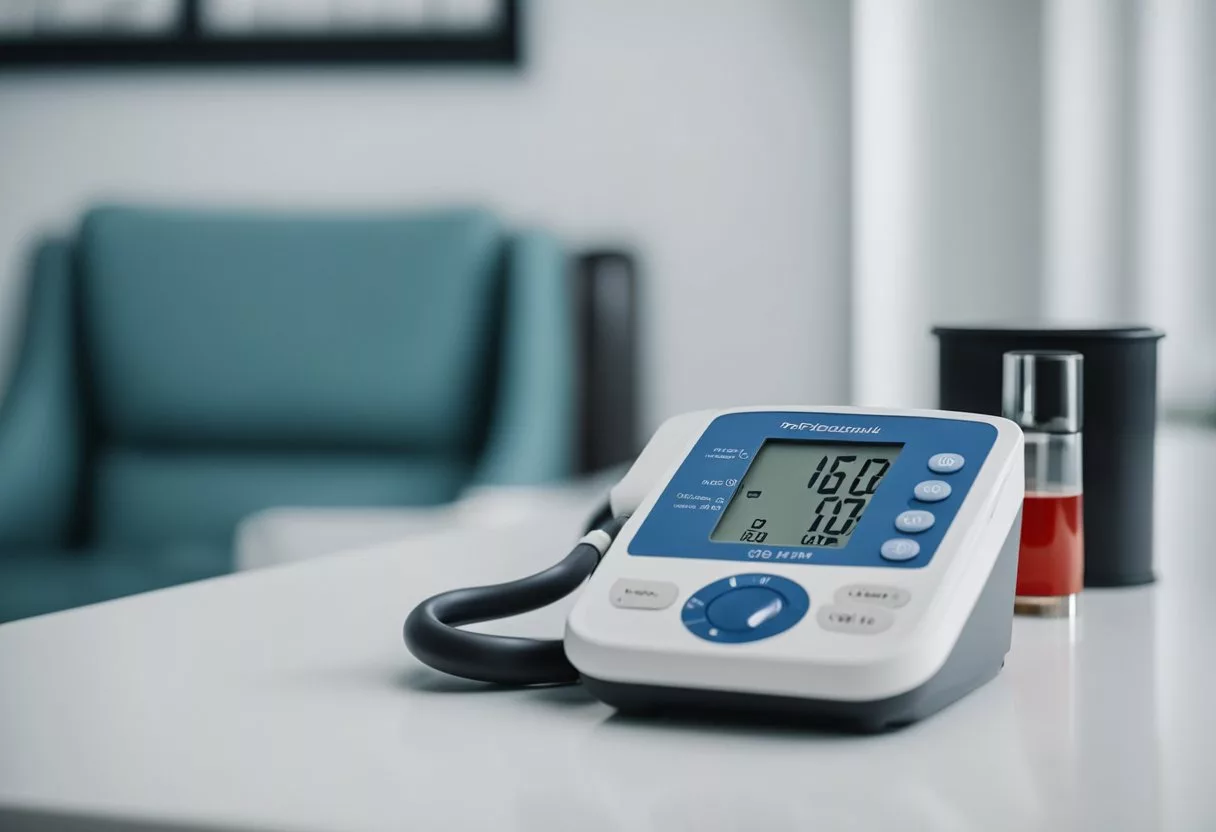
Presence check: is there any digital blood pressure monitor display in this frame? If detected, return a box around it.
[710,441,904,549]
[628,410,1000,569]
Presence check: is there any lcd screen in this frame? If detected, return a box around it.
[711,441,904,548]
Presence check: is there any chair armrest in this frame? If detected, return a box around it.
[473,231,576,486]
[0,240,81,548]
[572,250,640,472]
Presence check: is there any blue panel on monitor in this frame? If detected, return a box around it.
[627,411,998,569]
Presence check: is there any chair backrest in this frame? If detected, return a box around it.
[76,206,507,547]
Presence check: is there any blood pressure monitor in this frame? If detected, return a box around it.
[567,406,1024,730]
[406,406,1024,732]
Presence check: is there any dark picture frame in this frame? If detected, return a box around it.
[0,0,521,69]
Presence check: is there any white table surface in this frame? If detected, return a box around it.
[1,429,1214,831]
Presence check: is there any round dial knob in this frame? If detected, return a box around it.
[706,587,785,632]
[681,574,809,644]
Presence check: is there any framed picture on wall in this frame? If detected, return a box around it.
[0,0,520,68]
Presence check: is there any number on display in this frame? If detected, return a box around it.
[808,455,890,498]
[802,454,893,544]
[740,517,768,543]
[850,458,891,496]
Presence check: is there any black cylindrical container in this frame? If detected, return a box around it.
[933,325,1164,587]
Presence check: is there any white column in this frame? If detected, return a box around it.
[852,0,1044,408]
[1137,0,1216,411]
[1042,0,1136,321]
[851,0,925,407]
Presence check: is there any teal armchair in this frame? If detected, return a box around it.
[0,205,584,622]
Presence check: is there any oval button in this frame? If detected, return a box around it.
[610,579,679,610]
[894,510,936,534]
[880,538,921,561]
[817,604,894,635]
[836,584,911,609]
[928,453,965,474]
[914,479,952,502]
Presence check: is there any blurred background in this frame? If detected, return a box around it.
[0,0,1212,621]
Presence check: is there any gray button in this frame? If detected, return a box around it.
[894,510,935,534]
[836,584,911,609]
[880,538,921,561]
[928,453,965,474]
[610,579,679,610]
[817,604,894,635]
[914,479,952,502]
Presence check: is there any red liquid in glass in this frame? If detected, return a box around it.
[1016,492,1084,597]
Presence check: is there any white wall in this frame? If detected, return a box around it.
[0,0,852,431]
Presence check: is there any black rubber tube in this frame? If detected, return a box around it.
[403,516,627,686]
